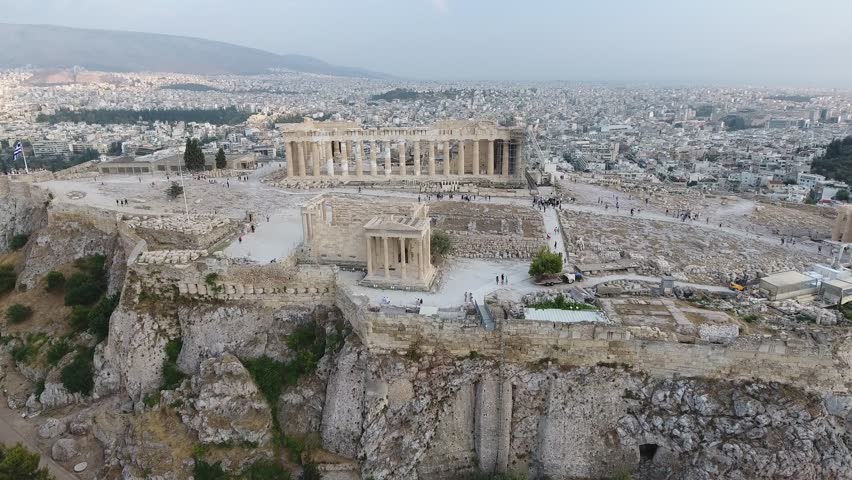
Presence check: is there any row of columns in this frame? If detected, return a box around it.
[285,139,516,178]
[365,233,431,282]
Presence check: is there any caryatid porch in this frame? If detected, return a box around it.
[362,215,436,290]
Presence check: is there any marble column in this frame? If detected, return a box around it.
[285,142,294,177]
[370,141,378,176]
[296,142,306,177]
[443,141,451,176]
[502,142,510,176]
[472,140,480,176]
[355,141,364,177]
[326,141,335,176]
[487,140,495,175]
[312,142,321,176]
[383,236,390,278]
[341,140,349,176]
[413,141,421,176]
[458,140,465,176]
[398,140,406,176]
[384,142,392,176]
[366,235,373,275]
[428,141,436,176]
[399,237,407,280]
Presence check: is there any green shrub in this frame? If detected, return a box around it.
[10,333,49,365]
[528,246,563,277]
[5,304,33,324]
[193,460,227,480]
[45,271,66,292]
[0,442,55,480]
[63,255,108,306]
[430,230,451,258]
[244,356,287,406]
[68,306,91,331]
[241,459,290,480]
[8,233,29,251]
[0,264,16,295]
[741,313,760,323]
[301,463,321,480]
[143,391,161,408]
[63,274,104,306]
[161,338,187,390]
[87,294,119,341]
[528,294,597,311]
[60,348,94,395]
[46,339,73,365]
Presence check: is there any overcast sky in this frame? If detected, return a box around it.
[2,0,851,86]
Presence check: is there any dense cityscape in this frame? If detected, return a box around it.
[2,4,852,480]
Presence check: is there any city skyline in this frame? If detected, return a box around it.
[1,0,851,87]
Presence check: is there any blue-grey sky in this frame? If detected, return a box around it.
[2,0,851,86]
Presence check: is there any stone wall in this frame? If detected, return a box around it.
[430,201,545,259]
[125,214,237,250]
[335,287,850,393]
[132,252,337,308]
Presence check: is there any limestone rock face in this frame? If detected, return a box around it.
[321,340,366,459]
[38,417,67,439]
[51,438,79,462]
[0,181,47,255]
[179,352,273,446]
[617,379,852,480]
[101,307,179,402]
[177,304,315,374]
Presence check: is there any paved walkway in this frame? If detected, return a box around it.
[580,273,731,293]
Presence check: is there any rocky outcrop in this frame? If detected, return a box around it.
[176,304,317,374]
[101,307,180,401]
[179,353,273,446]
[0,180,48,255]
[617,379,852,480]
[321,339,367,459]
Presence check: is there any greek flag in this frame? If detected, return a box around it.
[12,142,23,160]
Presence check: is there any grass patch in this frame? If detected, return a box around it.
[241,459,290,480]
[5,303,33,324]
[528,294,597,311]
[60,348,95,395]
[46,338,74,365]
[194,459,227,480]
[0,264,16,295]
[10,332,49,364]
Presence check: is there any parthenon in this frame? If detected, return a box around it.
[280,119,525,181]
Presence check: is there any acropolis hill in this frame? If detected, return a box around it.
[2,124,852,480]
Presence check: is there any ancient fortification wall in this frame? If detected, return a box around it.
[335,287,849,393]
[132,251,337,307]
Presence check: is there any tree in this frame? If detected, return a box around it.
[528,247,563,278]
[5,304,33,324]
[107,141,123,156]
[215,147,227,170]
[167,182,184,200]
[183,138,205,172]
[430,230,451,258]
[0,442,55,480]
[837,190,850,202]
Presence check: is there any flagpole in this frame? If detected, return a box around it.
[178,147,189,217]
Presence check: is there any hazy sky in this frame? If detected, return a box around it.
[2,0,851,86]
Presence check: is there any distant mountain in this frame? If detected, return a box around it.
[0,23,387,78]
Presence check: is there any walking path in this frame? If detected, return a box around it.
[580,273,732,293]
[0,402,78,480]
